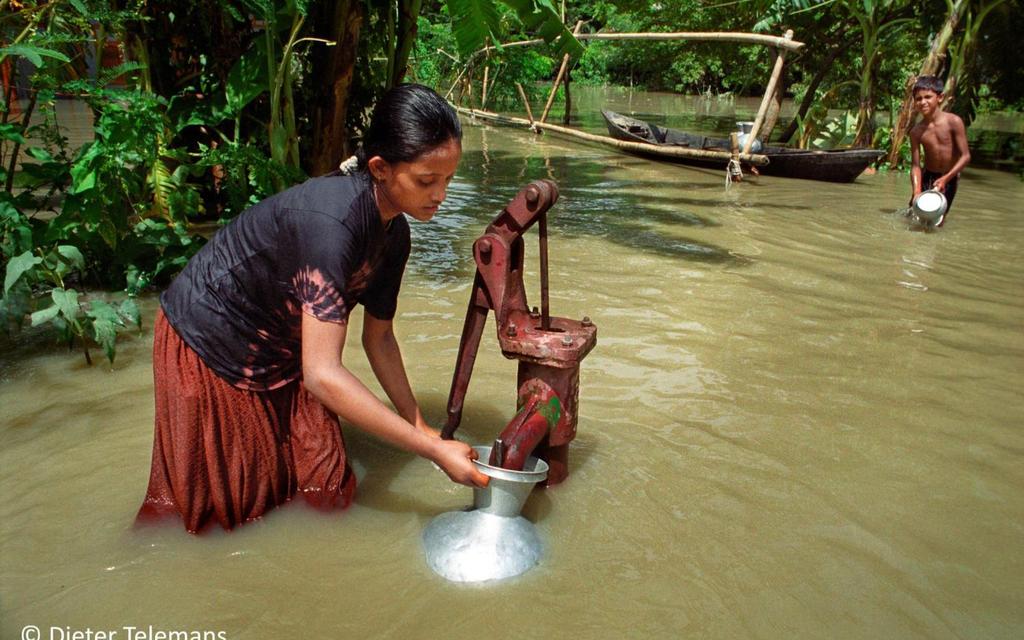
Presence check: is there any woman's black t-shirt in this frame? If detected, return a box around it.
[161,173,410,391]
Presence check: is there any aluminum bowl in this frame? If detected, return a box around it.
[912,189,947,224]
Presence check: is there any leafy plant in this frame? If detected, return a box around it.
[409,13,463,88]
[812,111,858,149]
[792,80,855,148]
[2,245,140,364]
[444,0,584,59]
[1,2,206,363]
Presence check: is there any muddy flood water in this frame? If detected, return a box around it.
[2,90,1023,639]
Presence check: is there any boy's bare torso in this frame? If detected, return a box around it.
[911,112,963,173]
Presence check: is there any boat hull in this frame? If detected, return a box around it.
[601,110,883,183]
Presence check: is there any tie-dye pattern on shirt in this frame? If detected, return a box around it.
[160,173,410,392]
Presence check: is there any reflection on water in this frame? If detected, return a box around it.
[412,149,744,283]
[3,89,1024,639]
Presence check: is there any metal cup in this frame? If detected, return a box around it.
[471,445,549,517]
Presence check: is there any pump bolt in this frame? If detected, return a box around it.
[507,324,517,337]
[525,186,539,207]
[581,316,592,327]
[561,335,573,346]
[530,306,540,318]
[478,238,492,255]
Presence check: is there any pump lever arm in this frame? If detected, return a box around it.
[441,180,560,441]
[442,285,489,440]
[484,180,559,246]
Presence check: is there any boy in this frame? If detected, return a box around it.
[909,75,971,227]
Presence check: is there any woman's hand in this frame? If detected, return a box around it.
[429,439,490,488]
[303,313,487,489]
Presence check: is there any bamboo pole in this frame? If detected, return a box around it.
[467,32,805,62]
[515,82,536,128]
[486,65,501,104]
[742,30,792,155]
[445,62,471,101]
[580,32,801,50]
[581,31,802,50]
[455,105,769,166]
[539,20,583,125]
[481,65,489,109]
[562,65,572,125]
[760,80,783,141]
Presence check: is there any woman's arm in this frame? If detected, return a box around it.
[301,312,488,487]
[361,311,437,436]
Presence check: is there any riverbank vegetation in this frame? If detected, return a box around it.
[2,0,1020,362]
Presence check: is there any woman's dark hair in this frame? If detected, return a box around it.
[356,84,462,170]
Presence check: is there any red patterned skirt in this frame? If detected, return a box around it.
[138,309,356,533]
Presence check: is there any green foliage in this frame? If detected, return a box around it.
[479,48,556,108]
[0,1,210,363]
[968,3,1024,113]
[196,141,304,220]
[446,0,504,55]
[574,39,612,85]
[569,1,765,94]
[0,44,71,66]
[412,3,558,108]
[1,139,199,360]
[791,80,854,148]
[34,84,204,283]
[811,111,858,149]
[444,0,584,58]
[1,0,596,367]
[409,15,460,88]
[870,121,908,169]
[0,0,323,363]
[2,245,141,364]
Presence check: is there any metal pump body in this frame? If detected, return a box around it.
[441,179,597,485]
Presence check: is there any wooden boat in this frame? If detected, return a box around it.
[601,110,884,183]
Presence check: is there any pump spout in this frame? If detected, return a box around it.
[490,379,565,471]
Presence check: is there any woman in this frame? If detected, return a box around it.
[138,84,488,533]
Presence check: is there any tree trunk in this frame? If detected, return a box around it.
[390,0,422,88]
[945,0,1008,126]
[853,50,879,148]
[308,0,363,177]
[1,60,19,166]
[4,89,37,193]
[778,43,847,144]
[885,0,968,167]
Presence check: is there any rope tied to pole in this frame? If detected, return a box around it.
[725,158,743,188]
[726,131,743,188]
